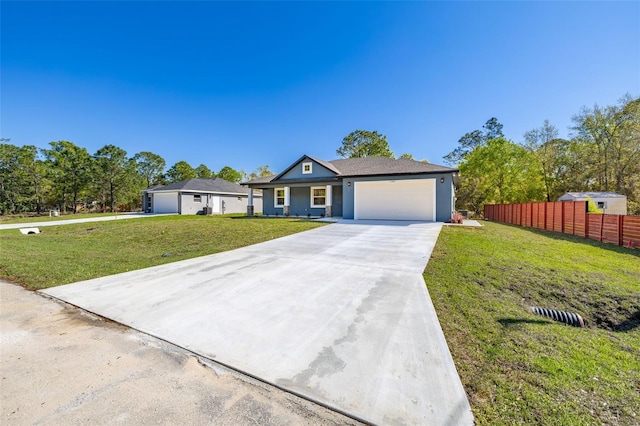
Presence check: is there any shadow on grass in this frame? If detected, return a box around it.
[231,216,319,223]
[498,318,551,327]
[613,310,640,332]
[492,222,640,258]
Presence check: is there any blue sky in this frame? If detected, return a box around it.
[2,1,638,174]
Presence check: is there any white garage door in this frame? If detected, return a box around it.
[354,179,436,221]
[153,193,178,213]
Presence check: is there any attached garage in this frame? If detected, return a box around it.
[354,179,436,221]
[153,193,179,213]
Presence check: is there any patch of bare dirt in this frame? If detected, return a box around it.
[0,281,362,425]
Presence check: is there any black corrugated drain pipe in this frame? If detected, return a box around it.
[531,306,585,327]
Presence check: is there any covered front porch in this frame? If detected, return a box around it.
[246,183,343,218]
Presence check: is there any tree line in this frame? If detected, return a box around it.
[448,95,640,215]
[0,141,272,215]
[0,129,420,216]
[4,95,637,216]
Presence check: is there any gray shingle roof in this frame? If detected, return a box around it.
[558,191,626,200]
[244,156,457,185]
[244,174,276,184]
[146,178,250,194]
[306,155,341,174]
[328,157,456,176]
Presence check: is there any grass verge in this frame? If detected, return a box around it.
[0,215,325,290]
[423,221,639,425]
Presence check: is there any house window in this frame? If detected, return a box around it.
[302,162,312,174]
[274,188,285,207]
[194,195,201,203]
[597,201,606,209]
[311,186,326,207]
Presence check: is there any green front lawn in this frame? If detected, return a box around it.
[0,215,325,290]
[3,214,638,423]
[424,221,639,425]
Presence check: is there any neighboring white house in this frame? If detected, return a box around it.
[142,178,263,215]
[557,192,627,215]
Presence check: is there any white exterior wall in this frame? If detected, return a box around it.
[219,195,261,214]
[180,193,207,215]
[593,197,627,215]
[251,195,263,213]
[151,191,262,215]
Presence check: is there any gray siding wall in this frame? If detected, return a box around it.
[279,158,337,180]
[289,187,323,217]
[332,185,343,217]
[341,173,455,222]
[435,174,456,221]
[263,190,276,216]
[142,193,151,213]
[262,185,342,217]
[180,193,206,214]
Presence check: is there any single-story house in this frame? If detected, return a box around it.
[142,178,263,215]
[558,191,627,215]
[244,155,459,221]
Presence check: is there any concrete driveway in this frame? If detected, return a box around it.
[42,220,473,425]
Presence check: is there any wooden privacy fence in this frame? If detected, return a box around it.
[483,201,640,249]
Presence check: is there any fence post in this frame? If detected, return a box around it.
[583,202,589,238]
[530,203,533,227]
[546,203,551,230]
[618,215,623,246]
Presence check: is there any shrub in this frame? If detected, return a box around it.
[450,211,465,224]
[585,197,602,213]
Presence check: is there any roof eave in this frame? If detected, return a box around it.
[339,169,459,178]
[249,177,342,187]
[144,189,254,196]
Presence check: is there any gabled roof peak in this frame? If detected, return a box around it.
[270,154,340,181]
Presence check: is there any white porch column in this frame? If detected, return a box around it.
[325,185,333,217]
[283,186,291,216]
[247,188,254,216]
